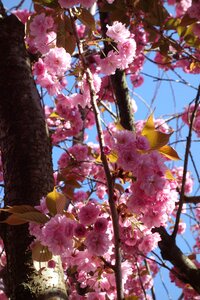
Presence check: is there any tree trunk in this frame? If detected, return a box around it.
[0,14,67,300]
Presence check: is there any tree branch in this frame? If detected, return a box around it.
[69,10,123,300]
[172,85,200,239]
[152,227,200,294]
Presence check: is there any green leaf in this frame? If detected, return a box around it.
[1,214,27,225]
[177,25,186,37]
[0,205,38,214]
[107,151,118,163]
[74,8,95,31]
[165,17,181,30]
[17,212,49,224]
[142,114,173,150]
[56,15,76,55]
[165,169,175,180]
[145,130,172,150]
[141,113,155,136]
[46,188,63,216]
[1,211,49,225]
[32,241,52,262]
[158,145,180,160]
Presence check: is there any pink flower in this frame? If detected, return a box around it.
[74,191,88,202]
[135,135,149,150]
[44,47,71,76]
[94,218,108,232]
[99,51,120,75]
[85,230,110,255]
[78,202,100,225]
[118,38,136,69]
[172,166,193,194]
[41,214,75,255]
[48,260,56,268]
[33,31,56,54]
[87,292,106,300]
[176,0,192,17]
[187,2,200,19]
[130,74,144,88]
[74,223,87,237]
[177,222,186,234]
[138,233,161,254]
[33,58,46,76]
[106,21,130,43]
[58,0,79,8]
[13,9,31,24]
[76,24,86,38]
[30,13,54,36]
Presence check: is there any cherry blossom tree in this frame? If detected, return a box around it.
[0,0,200,299]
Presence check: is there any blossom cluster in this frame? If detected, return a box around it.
[1,1,199,300]
[182,104,200,137]
[97,21,136,75]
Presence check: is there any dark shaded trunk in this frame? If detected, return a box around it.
[0,14,67,299]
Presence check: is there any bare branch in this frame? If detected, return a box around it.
[152,227,200,294]
[172,85,200,239]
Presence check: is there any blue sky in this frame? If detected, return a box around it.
[2,1,200,299]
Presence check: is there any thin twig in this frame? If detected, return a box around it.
[69,10,123,300]
[144,260,156,300]
[172,85,200,239]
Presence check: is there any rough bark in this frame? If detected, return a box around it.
[152,227,200,294]
[0,14,67,299]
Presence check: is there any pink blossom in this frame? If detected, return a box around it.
[85,230,110,255]
[0,290,7,300]
[172,166,193,194]
[78,202,100,225]
[44,47,71,75]
[33,58,46,76]
[187,2,200,19]
[58,0,79,8]
[130,74,144,88]
[30,13,54,36]
[74,191,88,202]
[176,0,192,17]
[106,21,130,43]
[94,218,108,232]
[76,24,86,39]
[41,214,75,255]
[33,31,57,54]
[99,51,120,75]
[74,223,87,237]
[13,9,31,24]
[138,233,161,254]
[118,38,137,69]
[48,260,56,268]
[177,222,187,234]
[87,292,106,300]
[135,135,149,150]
